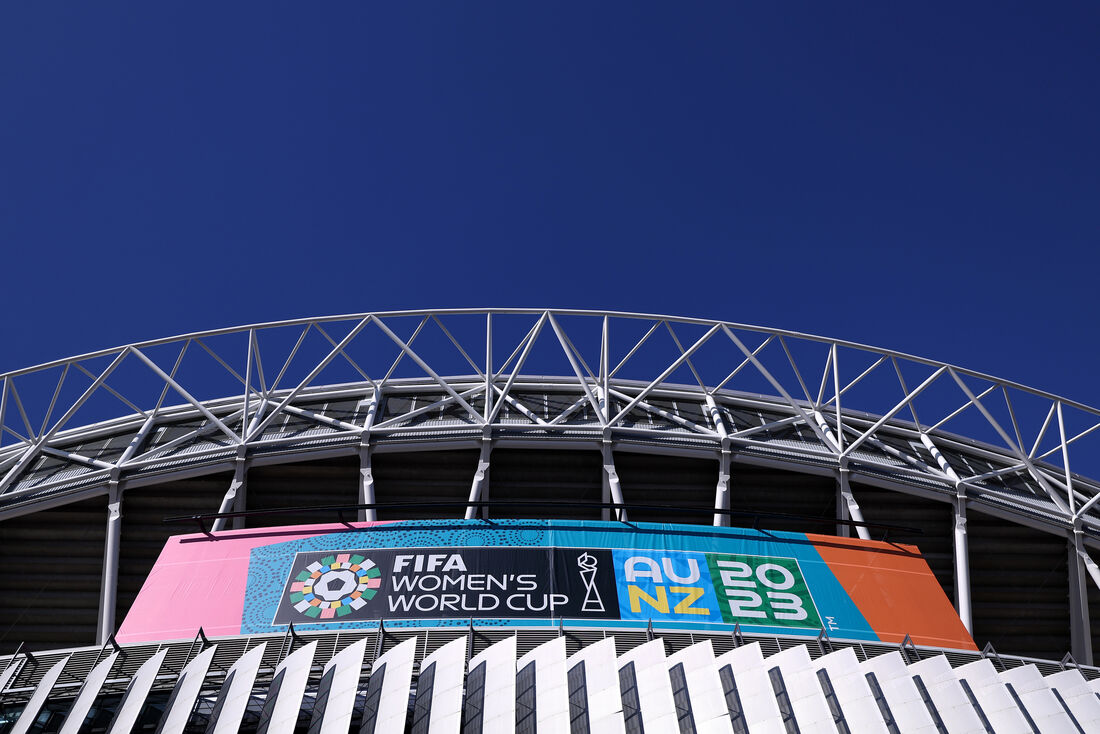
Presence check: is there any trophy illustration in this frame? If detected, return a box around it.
[577,553,604,613]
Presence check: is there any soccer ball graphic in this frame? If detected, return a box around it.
[288,553,382,619]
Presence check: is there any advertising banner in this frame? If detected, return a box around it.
[118,519,975,651]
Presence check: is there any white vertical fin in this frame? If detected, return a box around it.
[156,644,219,734]
[466,635,517,734]
[256,641,318,734]
[108,648,169,734]
[309,638,368,734]
[566,636,625,734]
[10,656,72,734]
[207,642,269,734]
[516,637,569,733]
[617,638,677,732]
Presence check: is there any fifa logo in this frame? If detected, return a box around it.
[577,553,604,612]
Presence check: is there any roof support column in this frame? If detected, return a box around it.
[358,442,376,523]
[714,449,731,527]
[359,390,381,523]
[953,495,973,635]
[706,395,731,527]
[835,475,851,538]
[97,475,122,645]
[465,435,492,520]
[211,449,248,533]
[921,432,973,634]
[1069,524,1094,665]
[601,438,626,522]
[837,460,871,541]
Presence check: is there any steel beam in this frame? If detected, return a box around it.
[601,440,626,522]
[465,438,492,520]
[359,442,376,523]
[837,463,871,541]
[97,479,122,645]
[714,449,731,527]
[953,495,973,635]
[706,395,732,527]
[1069,525,1094,665]
[835,476,851,538]
[212,450,248,533]
[923,433,975,634]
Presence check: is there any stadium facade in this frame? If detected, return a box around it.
[2,309,1100,732]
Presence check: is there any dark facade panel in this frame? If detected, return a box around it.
[614,452,717,526]
[725,463,837,535]
[245,456,359,528]
[967,508,1069,660]
[489,448,603,520]
[371,450,479,520]
[0,496,107,654]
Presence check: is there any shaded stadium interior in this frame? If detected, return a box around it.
[2,445,1091,662]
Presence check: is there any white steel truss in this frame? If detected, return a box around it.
[0,310,1097,533]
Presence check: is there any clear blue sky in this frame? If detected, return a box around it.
[1,3,1097,409]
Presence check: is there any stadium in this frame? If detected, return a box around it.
[2,308,1100,732]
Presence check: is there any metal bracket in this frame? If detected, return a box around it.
[817,626,833,656]
[981,641,1005,671]
[466,618,475,667]
[374,618,386,661]
[899,633,918,664]
[108,633,126,658]
[0,642,26,684]
[280,622,304,661]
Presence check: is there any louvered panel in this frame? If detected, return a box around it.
[905,655,986,733]
[57,651,121,734]
[306,637,367,734]
[614,452,718,526]
[359,636,417,734]
[515,637,569,733]
[764,644,835,732]
[106,648,169,734]
[9,656,71,734]
[967,509,1070,661]
[1044,669,1100,731]
[665,640,732,734]
[811,647,890,734]
[463,635,516,734]
[859,652,939,732]
[0,658,22,696]
[255,641,317,734]
[713,644,784,731]
[951,658,1033,733]
[410,636,465,734]
[726,465,837,534]
[206,641,268,734]
[565,636,625,734]
[155,644,219,734]
[616,638,678,732]
[998,665,1077,733]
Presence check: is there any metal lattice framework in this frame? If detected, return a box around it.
[3,309,1100,655]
